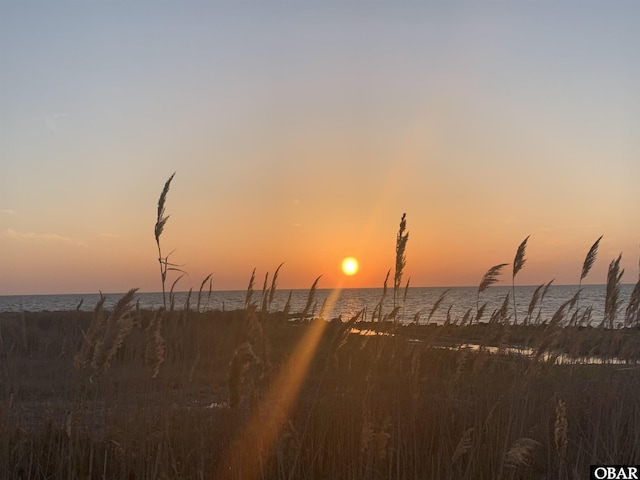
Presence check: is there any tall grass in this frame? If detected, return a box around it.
[512,236,529,325]
[393,213,409,319]
[154,172,186,309]
[605,254,624,329]
[476,263,508,324]
[3,255,640,479]
[571,235,602,326]
[300,275,321,320]
[4,192,640,479]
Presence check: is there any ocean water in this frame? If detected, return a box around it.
[0,285,636,327]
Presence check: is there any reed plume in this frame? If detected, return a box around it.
[427,289,449,324]
[537,279,554,324]
[154,173,174,246]
[526,279,554,325]
[479,263,508,293]
[605,254,624,329]
[549,290,580,328]
[300,275,321,320]
[155,173,176,309]
[373,270,390,322]
[459,307,473,327]
[168,274,185,312]
[532,291,580,361]
[283,290,292,317]
[625,279,640,327]
[581,235,603,282]
[81,289,138,374]
[476,263,508,323]
[74,293,107,371]
[513,236,529,277]
[393,213,409,314]
[574,235,603,325]
[403,277,411,304]
[401,277,411,323]
[102,289,139,372]
[490,293,510,325]
[579,305,594,327]
[525,283,544,326]
[145,311,165,379]
[196,273,212,312]
[268,263,284,312]
[475,303,487,324]
[245,268,256,309]
[260,271,270,312]
[503,438,540,468]
[512,236,529,325]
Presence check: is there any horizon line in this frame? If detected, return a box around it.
[1,282,635,297]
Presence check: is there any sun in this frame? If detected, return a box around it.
[341,257,359,276]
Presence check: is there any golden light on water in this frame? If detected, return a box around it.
[341,257,359,276]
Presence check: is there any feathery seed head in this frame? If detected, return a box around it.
[581,235,603,282]
[479,263,509,293]
[513,235,530,278]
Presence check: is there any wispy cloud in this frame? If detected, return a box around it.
[2,229,87,247]
[539,224,597,232]
[45,113,69,133]
[2,209,17,216]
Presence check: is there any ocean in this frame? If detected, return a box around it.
[0,284,636,326]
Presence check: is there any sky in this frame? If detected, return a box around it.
[1,1,639,295]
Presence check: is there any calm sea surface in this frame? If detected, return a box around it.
[0,285,636,326]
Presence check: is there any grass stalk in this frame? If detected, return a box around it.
[393,213,409,317]
[245,268,256,309]
[155,172,175,309]
[300,276,321,320]
[512,236,529,326]
[605,254,624,329]
[477,263,508,324]
[574,235,602,325]
[196,274,213,313]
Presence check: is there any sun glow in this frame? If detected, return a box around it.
[341,257,359,276]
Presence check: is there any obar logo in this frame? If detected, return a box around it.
[591,466,640,480]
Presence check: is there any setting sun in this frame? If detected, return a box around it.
[341,257,359,276]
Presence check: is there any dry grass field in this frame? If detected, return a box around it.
[0,298,639,479]
[1,180,637,479]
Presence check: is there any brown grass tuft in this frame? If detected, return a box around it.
[512,236,530,325]
[504,437,540,468]
[554,397,568,460]
[451,427,474,463]
[605,254,624,328]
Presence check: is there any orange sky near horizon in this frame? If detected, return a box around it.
[1,2,639,295]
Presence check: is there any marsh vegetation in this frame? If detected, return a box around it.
[0,175,638,479]
[1,297,640,479]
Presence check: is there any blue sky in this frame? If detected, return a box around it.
[1,1,639,294]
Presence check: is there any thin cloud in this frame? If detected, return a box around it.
[2,209,17,216]
[538,224,598,232]
[3,229,87,247]
[45,113,69,133]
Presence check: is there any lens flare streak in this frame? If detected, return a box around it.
[217,287,344,479]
